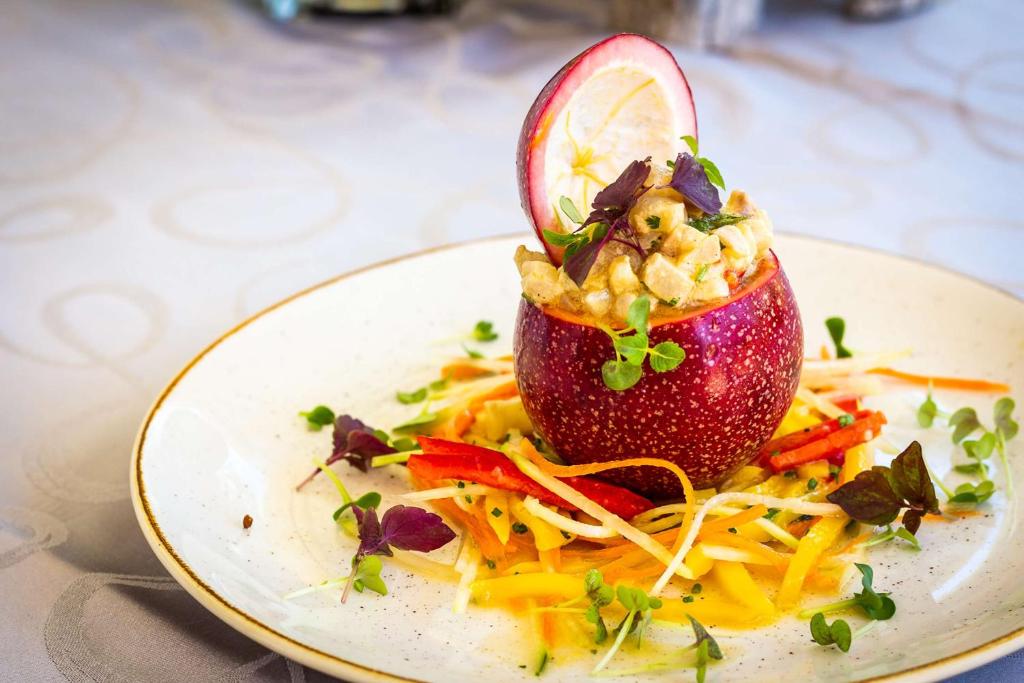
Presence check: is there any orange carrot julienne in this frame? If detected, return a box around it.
[870,367,1010,393]
[441,363,490,381]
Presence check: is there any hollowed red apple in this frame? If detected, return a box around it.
[513,255,803,498]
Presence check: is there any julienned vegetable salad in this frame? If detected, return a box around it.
[290,317,1016,680]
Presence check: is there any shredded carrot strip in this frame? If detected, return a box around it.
[870,368,1010,393]
[518,440,696,556]
[441,363,490,381]
[429,497,507,561]
[786,517,817,538]
[468,381,519,411]
[699,505,769,536]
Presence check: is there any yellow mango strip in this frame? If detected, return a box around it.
[655,595,776,630]
[711,562,776,615]
[539,547,562,573]
[777,515,848,608]
[509,497,571,551]
[471,572,581,604]
[841,443,874,484]
[502,561,543,576]
[484,493,511,544]
[684,544,715,579]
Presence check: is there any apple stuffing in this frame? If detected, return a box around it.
[516,161,774,326]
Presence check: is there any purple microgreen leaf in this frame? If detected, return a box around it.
[666,153,721,214]
[826,469,902,526]
[563,222,613,286]
[379,504,457,553]
[296,414,396,490]
[889,441,940,515]
[589,158,651,215]
[355,505,389,558]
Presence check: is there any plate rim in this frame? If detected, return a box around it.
[130,232,1023,683]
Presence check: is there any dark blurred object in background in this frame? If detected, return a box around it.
[261,0,934,48]
[263,0,456,22]
[843,0,931,21]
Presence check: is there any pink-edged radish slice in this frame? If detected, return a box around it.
[516,34,697,265]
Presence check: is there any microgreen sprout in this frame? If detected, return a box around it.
[583,570,615,644]
[687,616,723,683]
[862,524,921,551]
[681,135,726,190]
[687,213,745,234]
[299,405,335,431]
[472,320,498,342]
[809,613,852,652]
[923,396,1018,505]
[591,584,663,673]
[599,296,685,390]
[798,563,895,621]
[462,343,484,359]
[825,317,852,358]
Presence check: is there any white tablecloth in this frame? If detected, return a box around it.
[2,0,1021,680]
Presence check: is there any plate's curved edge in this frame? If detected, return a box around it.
[129,232,1024,683]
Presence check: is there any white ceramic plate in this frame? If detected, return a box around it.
[131,234,1024,683]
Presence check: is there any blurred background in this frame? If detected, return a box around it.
[1,0,1021,680]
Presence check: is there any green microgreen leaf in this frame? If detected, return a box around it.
[625,295,650,333]
[948,407,981,444]
[994,397,1018,441]
[333,491,383,521]
[687,213,745,234]
[462,343,484,359]
[809,613,852,652]
[649,341,686,373]
[614,334,649,366]
[541,228,581,247]
[894,526,921,550]
[964,433,996,462]
[559,195,584,224]
[299,405,335,431]
[949,480,996,505]
[825,317,852,358]
[681,135,699,155]
[583,570,614,644]
[917,389,938,428]
[698,158,725,190]
[351,555,388,596]
[645,215,661,230]
[472,320,498,342]
[392,410,439,433]
[602,359,643,391]
[396,387,428,404]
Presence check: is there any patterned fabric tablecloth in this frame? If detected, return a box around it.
[2,0,1022,680]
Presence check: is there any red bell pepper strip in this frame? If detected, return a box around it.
[412,437,654,519]
[830,394,861,413]
[758,409,873,466]
[766,411,888,473]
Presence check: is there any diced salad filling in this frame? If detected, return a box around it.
[517,164,773,325]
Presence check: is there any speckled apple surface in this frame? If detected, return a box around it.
[133,234,1024,683]
[514,253,803,496]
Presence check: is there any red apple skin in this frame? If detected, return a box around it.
[513,254,803,498]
